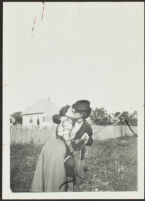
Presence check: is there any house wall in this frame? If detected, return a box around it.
[23,113,53,128]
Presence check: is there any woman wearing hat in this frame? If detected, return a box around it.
[30,100,93,192]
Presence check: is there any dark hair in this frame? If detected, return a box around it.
[52,105,70,124]
[59,105,70,117]
[52,114,61,124]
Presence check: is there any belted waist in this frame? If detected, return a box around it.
[56,136,85,152]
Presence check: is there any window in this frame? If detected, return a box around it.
[42,116,45,122]
[30,118,33,123]
[42,115,51,122]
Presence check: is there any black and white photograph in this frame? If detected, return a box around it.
[2,1,144,199]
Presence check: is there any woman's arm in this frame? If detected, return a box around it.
[83,125,93,146]
[62,118,74,153]
[85,136,93,146]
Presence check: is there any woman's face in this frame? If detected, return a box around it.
[65,106,83,119]
[65,107,74,117]
[71,108,83,119]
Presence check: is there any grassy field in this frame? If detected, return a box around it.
[10,136,137,192]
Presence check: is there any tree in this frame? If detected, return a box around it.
[114,112,121,117]
[91,107,137,126]
[129,111,137,126]
[91,107,110,125]
[10,112,22,125]
[118,111,137,126]
[120,111,130,120]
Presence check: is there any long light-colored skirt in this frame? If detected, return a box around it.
[30,137,67,192]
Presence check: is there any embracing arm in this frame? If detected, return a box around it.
[85,125,93,146]
[62,118,74,153]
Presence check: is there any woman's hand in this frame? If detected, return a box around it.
[81,133,89,144]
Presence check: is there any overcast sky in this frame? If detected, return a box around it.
[3,2,144,115]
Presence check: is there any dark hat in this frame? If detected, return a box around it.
[72,100,91,112]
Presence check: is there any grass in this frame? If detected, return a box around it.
[10,143,43,192]
[10,136,137,192]
[81,136,137,191]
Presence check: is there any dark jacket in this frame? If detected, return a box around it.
[71,120,93,160]
[64,120,93,178]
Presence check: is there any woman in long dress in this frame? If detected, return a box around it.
[30,125,67,192]
[30,100,93,192]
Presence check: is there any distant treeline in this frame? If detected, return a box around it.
[10,107,137,126]
[90,107,137,126]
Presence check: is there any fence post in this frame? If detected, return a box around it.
[120,125,123,137]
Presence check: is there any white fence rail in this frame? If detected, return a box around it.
[10,124,57,145]
[10,125,137,145]
[92,125,137,140]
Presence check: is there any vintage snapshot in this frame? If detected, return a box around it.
[2,2,144,199]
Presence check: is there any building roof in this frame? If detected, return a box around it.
[22,98,59,115]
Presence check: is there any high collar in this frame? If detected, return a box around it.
[76,118,84,123]
[71,118,84,126]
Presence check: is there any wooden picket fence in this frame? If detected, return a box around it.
[10,124,137,145]
[92,125,137,140]
[10,124,57,145]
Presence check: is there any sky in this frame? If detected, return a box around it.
[3,2,144,115]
